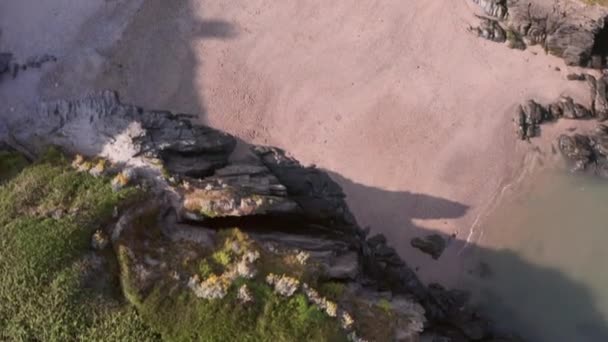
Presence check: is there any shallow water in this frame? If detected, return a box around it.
[463,171,608,341]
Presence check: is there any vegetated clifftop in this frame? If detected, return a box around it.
[0,91,521,341]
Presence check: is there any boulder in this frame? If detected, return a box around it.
[253,146,358,229]
[558,134,594,171]
[326,251,360,280]
[514,100,547,139]
[472,0,508,20]
[587,75,608,121]
[410,234,447,260]
[0,53,12,75]
[472,18,507,43]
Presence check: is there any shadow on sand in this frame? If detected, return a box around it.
[328,171,608,342]
[8,0,607,340]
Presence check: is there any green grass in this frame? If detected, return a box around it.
[318,281,346,301]
[0,150,28,183]
[0,150,349,341]
[118,227,347,342]
[0,149,156,341]
[132,279,346,342]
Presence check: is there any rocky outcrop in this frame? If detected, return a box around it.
[3,91,519,341]
[513,72,608,179]
[411,234,447,260]
[587,73,608,121]
[559,125,608,177]
[472,0,508,20]
[515,73,608,140]
[0,52,56,79]
[472,0,608,68]
[471,18,507,43]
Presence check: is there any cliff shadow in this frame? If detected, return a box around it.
[328,171,608,342]
[89,0,237,120]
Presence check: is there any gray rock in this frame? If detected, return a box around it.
[472,0,508,20]
[0,53,12,75]
[472,0,608,68]
[587,75,608,121]
[326,251,359,280]
[514,99,547,139]
[181,163,300,220]
[367,234,387,247]
[253,146,358,231]
[17,91,236,180]
[472,18,506,43]
[410,234,446,260]
[558,134,594,171]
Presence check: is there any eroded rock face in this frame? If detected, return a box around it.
[473,0,508,20]
[17,91,236,178]
[472,0,608,68]
[182,163,299,220]
[3,91,514,341]
[559,125,608,177]
[471,18,506,43]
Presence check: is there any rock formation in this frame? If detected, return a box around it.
[559,124,608,177]
[0,51,56,79]
[0,91,521,341]
[472,0,608,68]
[512,70,608,179]
[410,234,447,260]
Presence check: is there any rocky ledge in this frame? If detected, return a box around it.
[513,71,608,178]
[471,0,608,68]
[0,91,521,341]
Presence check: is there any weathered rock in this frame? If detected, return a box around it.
[472,0,608,68]
[472,18,506,43]
[514,100,547,139]
[253,146,358,230]
[506,29,526,50]
[181,163,299,220]
[472,0,508,20]
[558,134,594,171]
[0,53,12,75]
[411,234,446,260]
[16,91,236,180]
[552,96,592,120]
[558,124,608,178]
[587,75,608,121]
[266,273,300,297]
[237,284,254,304]
[326,251,359,280]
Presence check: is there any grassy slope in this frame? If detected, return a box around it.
[0,150,347,341]
[119,227,347,342]
[0,149,158,341]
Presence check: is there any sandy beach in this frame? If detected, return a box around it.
[0,0,600,284]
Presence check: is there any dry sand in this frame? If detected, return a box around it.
[0,0,600,284]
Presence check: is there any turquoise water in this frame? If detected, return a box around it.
[463,171,608,341]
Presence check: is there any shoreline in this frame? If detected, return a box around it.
[0,0,604,288]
